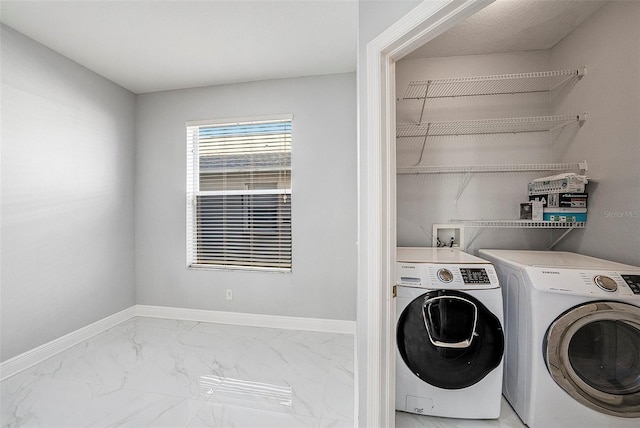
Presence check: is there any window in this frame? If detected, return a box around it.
[186,115,292,271]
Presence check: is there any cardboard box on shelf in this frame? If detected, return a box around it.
[543,207,587,222]
[520,203,533,219]
[529,193,588,209]
[520,201,544,220]
[528,173,587,195]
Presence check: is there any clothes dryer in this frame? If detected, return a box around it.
[478,249,640,428]
[395,247,504,419]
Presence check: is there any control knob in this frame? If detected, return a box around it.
[437,268,454,283]
[594,275,617,292]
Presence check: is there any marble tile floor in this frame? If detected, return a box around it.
[1,316,528,428]
[1,317,355,428]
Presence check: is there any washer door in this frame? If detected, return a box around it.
[544,301,640,417]
[396,290,504,390]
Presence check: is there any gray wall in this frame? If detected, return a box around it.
[550,1,640,266]
[134,73,357,321]
[1,25,136,361]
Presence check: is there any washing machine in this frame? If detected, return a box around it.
[478,249,640,428]
[395,247,504,419]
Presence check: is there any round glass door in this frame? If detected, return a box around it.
[396,290,504,389]
[544,301,640,417]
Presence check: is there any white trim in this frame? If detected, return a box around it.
[353,331,359,425]
[1,305,355,381]
[134,305,356,335]
[197,189,292,197]
[187,264,292,274]
[0,306,136,381]
[185,113,293,127]
[363,1,493,426]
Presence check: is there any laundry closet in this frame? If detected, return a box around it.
[395,0,640,265]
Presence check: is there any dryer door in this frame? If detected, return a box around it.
[396,290,504,389]
[544,301,640,417]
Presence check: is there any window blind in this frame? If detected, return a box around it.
[186,116,292,271]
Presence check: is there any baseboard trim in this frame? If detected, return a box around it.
[0,306,136,381]
[1,305,355,381]
[134,305,356,335]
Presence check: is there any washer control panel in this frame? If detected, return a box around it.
[397,263,499,289]
[460,268,492,284]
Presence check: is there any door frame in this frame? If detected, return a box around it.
[363,1,493,425]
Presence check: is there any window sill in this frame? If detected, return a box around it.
[187,263,292,274]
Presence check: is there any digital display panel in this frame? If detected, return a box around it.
[460,268,490,284]
[621,275,640,295]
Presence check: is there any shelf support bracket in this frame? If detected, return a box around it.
[465,227,486,250]
[419,224,434,244]
[455,172,474,203]
[578,159,588,174]
[547,227,576,250]
[418,80,431,124]
[415,127,430,166]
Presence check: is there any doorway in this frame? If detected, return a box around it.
[362,1,493,426]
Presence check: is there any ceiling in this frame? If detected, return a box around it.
[406,0,608,59]
[0,0,358,94]
[0,1,611,94]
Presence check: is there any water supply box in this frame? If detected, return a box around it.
[543,208,587,223]
[529,193,588,209]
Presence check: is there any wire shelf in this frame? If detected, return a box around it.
[455,220,586,229]
[402,68,585,100]
[397,161,588,175]
[396,114,585,138]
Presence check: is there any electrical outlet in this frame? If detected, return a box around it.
[226,289,233,300]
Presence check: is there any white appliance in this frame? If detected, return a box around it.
[395,247,504,419]
[478,249,640,428]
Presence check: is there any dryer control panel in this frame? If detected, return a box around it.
[526,267,640,297]
[397,263,500,290]
[621,275,640,295]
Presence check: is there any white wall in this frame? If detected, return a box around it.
[134,73,357,321]
[549,1,640,266]
[394,1,640,266]
[395,50,560,252]
[0,25,136,361]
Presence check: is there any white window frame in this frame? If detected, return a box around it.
[186,114,293,272]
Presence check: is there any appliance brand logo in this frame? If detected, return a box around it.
[542,270,560,274]
[400,265,415,269]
